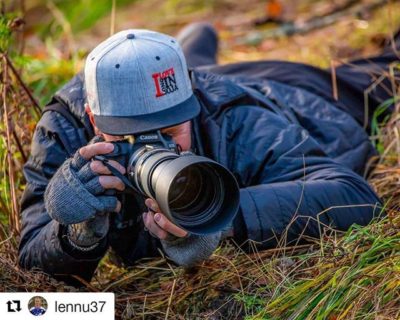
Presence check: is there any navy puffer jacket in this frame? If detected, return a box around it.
[19,63,381,284]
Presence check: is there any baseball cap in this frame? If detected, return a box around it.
[84,29,201,135]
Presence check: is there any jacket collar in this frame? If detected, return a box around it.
[53,71,93,136]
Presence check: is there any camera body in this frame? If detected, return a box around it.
[104,131,180,196]
[101,130,240,235]
[106,131,178,166]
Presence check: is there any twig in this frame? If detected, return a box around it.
[387,0,400,60]
[364,73,386,129]
[19,0,25,13]
[46,0,75,54]
[110,0,116,36]
[8,85,28,163]
[12,129,27,163]
[3,54,41,116]
[165,278,176,320]
[242,0,389,44]
[18,0,26,55]
[2,55,20,234]
[331,59,339,101]
[143,294,147,320]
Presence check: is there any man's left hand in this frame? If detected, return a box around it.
[143,198,188,240]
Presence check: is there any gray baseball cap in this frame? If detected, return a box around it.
[84,29,201,135]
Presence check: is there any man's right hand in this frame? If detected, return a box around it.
[44,137,126,226]
[79,141,126,211]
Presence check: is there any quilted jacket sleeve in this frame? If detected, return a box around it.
[18,110,107,285]
[222,105,382,248]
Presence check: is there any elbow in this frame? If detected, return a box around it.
[327,178,383,229]
[161,232,221,267]
[17,229,34,270]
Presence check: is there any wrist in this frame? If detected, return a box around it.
[161,232,190,245]
[66,223,105,249]
[58,224,109,260]
[66,229,100,252]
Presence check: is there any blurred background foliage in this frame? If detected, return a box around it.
[3,0,400,107]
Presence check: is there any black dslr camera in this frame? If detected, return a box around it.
[95,130,239,235]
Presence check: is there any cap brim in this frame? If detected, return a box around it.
[94,94,201,135]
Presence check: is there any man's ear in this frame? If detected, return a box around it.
[85,103,95,126]
[85,103,101,135]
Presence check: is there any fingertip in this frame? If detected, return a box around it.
[145,198,159,212]
[105,142,114,152]
[115,177,126,191]
[120,179,126,191]
[114,161,126,174]
[145,198,152,207]
[78,146,88,159]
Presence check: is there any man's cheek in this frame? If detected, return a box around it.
[174,135,191,151]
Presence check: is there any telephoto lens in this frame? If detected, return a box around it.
[119,131,240,235]
[132,150,239,234]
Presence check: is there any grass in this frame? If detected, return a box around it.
[0,1,399,319]
[257,215,400,319]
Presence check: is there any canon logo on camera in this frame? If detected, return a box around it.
[139,134,158,141]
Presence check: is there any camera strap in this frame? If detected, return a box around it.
[93,155,140,195]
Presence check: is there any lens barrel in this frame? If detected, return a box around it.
[128,149,239,235]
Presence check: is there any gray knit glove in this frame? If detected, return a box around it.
[161,232,222,267]
[44,138,118,247]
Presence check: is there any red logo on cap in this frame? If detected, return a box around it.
[152,67,179,97]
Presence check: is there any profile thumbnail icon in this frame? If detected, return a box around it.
[28,296,47,316]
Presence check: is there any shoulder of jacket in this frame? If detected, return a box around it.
[35,72,93,153]
[191,69,247,99]
[36,108,74,134]
[53,71,87,124]
[34,109,87,156]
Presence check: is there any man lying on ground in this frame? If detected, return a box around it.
[19,23,399,285]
